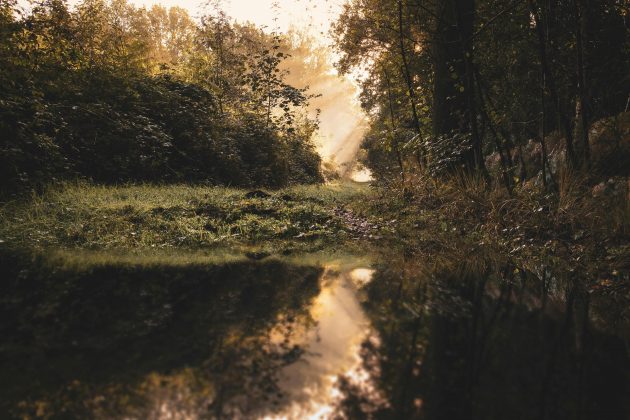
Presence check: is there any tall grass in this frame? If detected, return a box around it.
[366,169,629,276]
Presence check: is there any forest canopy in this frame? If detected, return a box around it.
[0,0,325,195]
[333,0,629,188]
[2,0,629,195]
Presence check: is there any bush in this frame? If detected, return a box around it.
[0,71,322,196]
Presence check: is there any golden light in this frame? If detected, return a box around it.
[57,0,370,178]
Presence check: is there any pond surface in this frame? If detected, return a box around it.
[0,250,628,419]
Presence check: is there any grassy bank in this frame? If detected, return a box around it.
[358,172,630,286]
[0,181,378,254]
[2,176,628,287]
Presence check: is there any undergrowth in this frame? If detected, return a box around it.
[361,171,629,281]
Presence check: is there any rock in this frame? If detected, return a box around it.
[590,111,630,177]
[592,177,630,198]
[485,152,502,171]
[245,251,270,260]
[245,190,271,199]
[592,182,607,197]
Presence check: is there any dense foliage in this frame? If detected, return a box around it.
[333,0,629,188]
[0,0,323,196]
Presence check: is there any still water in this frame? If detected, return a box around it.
[0,250,628,419]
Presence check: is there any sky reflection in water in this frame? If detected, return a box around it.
[267,267,378,420]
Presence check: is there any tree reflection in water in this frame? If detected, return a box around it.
[343,257,630,420]
[0,251,628,419]
[0,252,383,419]
[0,252,324,418]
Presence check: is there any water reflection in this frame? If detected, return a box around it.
[354,259,630,420]
[0,252,383,419]
[0,251,628,419]
[268,267,378,419]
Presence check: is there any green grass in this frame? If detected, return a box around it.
[0,181,372,252]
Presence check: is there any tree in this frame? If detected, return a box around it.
[0,0,324,194]
[432,0,486,173]
[243,34,314,133]
[333,0,629,186]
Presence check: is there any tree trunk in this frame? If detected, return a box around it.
[540,67,552,189]
[432,0,487,174]
[432,0,464,138]
[573,0,590,167]
[266,89,272,128]
[529,0,577,168]
[383,66,406,183]
[453,0,486,173]
[476,74,513,192]
[398,0,422,137]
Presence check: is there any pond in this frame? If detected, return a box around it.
[0,249,628,419]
